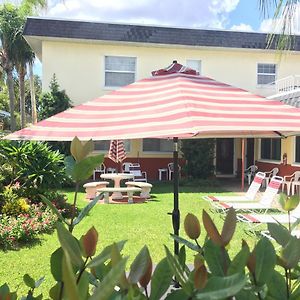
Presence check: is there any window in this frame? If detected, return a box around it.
[143,139,173,152]
[94,140,131,152]
[257,63,276,85]
[260,138,281,160]
[186,59,201,74]
[295,136,300,163]
[104,56,136,87]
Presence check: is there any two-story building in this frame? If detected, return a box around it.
[23,17,300,179]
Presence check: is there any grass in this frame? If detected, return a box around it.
[0,181,261,295]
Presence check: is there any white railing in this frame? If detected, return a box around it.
[269,75,300,94]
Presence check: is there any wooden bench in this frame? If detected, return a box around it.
[125,182,152,198]
[97,187,141,204]
[83,181,109,199]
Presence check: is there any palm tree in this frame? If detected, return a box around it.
[0,1,46,130]
[259,0,300,50]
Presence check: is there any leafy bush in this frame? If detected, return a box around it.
[1,197,29,216]
[0,203,58,249]
[181,139,215,179]
[0,140,67,200]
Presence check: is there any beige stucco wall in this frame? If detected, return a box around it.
[42,40,300,106]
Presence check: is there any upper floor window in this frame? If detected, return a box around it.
[143,138,173,152]
[186,59,201,74]
[94,140,131,152]
[260,138,281,160]
[105,56,136,88]
[295,136,300,163]
[257,63,276,85]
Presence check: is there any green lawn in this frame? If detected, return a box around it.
[0,182,260,295]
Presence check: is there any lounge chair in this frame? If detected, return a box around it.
[203,172,265,203]
[212,176,283,213]
[129,165,147,182]
[237,202,300,231]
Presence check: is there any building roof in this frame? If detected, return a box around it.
[23,17,300,51]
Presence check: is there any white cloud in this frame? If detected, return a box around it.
[42,0,240,29]
[230,23,254,32]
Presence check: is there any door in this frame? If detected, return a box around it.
[216,138,234,175]
[246,138,254,167]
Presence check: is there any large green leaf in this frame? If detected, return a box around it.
[64,155,76,178]
[72,154,104,182]
[56,222,84,268]
[150,258,173,300]
[62,251,80,300]
[128,245,150,284]
[51,247,64,282]
[268,223,291,247]
[266,270,287,300]
[165,289,190,300]
[77,271,89,300]
[73,192,104,226]
[255,238,276,286]
[235,289,257,300]
[87,240,127,268]
[281,236,300,268]
[164,246,192,296]
[195,273,246,300]
[228,245,250,275]
[203,240,226,276]
[170,233,201,252]
[90,258,127,300]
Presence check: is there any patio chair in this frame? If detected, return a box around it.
[282,171,300,195]
[244,165,258,185]
[212,176,283,213]
[122,162,133,173]
[168,162,181,180]
[203,172,265,203]
[129,165,147,182]
[237,201,300,231]
[262,167,279,188]
[93,163,106,180]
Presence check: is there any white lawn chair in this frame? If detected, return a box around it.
[282,171,300,195]
[203,172,265,203]
[93,163,106,180]
[262,167,279,188]
[244,165,258,185]
[129,165,147,182]
[212,176,283,213]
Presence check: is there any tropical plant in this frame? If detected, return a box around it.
[0,140,67,200]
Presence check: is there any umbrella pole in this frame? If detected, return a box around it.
[172,137,180,256]
[241,138,245,191]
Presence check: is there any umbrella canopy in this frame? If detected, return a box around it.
[108,139,126,163]
[6,62,300,141]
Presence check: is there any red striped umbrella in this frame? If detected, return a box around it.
[6,62,300,141]
[108,139,126,163]
[5,61,300,257]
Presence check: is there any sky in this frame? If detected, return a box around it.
[3,0,299,75]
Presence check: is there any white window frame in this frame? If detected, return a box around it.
[104,55,137,89]
[186,59,202,74]
[292,136,300,166]
[257,63,277,86]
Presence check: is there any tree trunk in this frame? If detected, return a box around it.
[6,68,16,131]
[28,62,37,124]
[19,65,26,128]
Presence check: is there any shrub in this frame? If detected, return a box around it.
[1,197,30,216]
[0,140,68,201]
[181,139,215,179]
[0,203,58,249]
